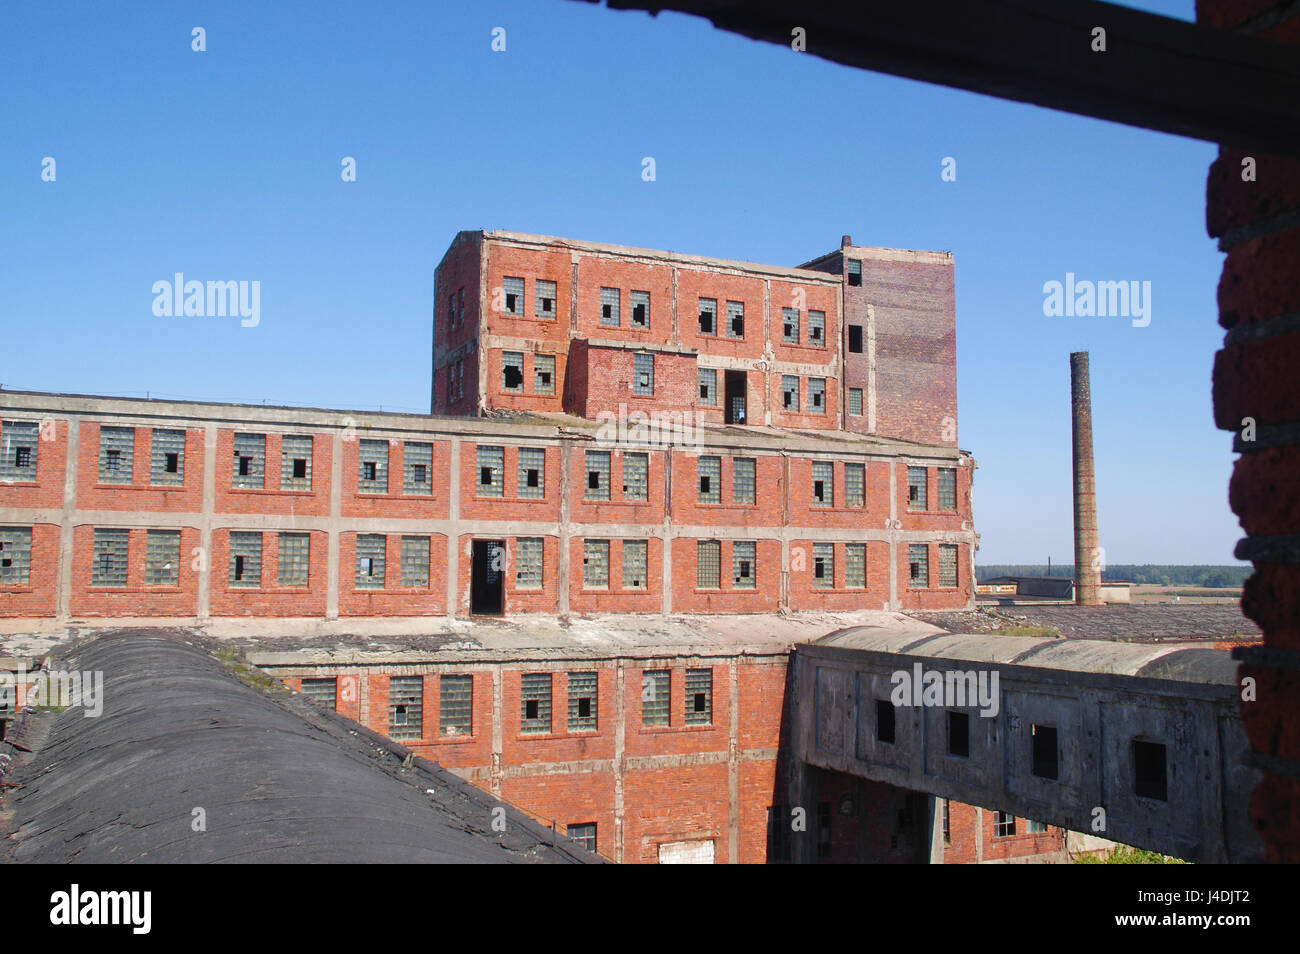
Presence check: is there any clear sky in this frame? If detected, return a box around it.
[0,0,1243,566]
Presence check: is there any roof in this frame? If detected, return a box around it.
[0,631,599,864]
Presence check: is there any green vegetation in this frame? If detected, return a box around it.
[978,564,1250,588]
[1074,846,1187,864]
[992,624,1059,637]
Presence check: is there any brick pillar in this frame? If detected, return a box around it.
[1199,0,1300,865]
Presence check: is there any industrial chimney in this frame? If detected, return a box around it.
[1070,352,1102,605]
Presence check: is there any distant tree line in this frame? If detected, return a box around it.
[976,564,1251,588]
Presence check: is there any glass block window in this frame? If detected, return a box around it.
[907,466,928,510]
[685,669,713,725]
[697,539,721,589]
[536,279,557,319]
[477,445,504,497]
[622,452,648,500]
[0,527,32,584]
[697,455,721,504]
[732,457,755,503]
[280,434,313,491]
[503,275,524,316]
[301,677,336,709]
[938,467,957,511]
[630,290,650,329]
[401,535,430,588]
[1027,819,1047,834]
[518,446,545,499]
[403,442,433,495]
[358,439,389,493]
[585,450,610,500]
[568,822,597,853]
[515,536,543,589]
[150,428,186,486]
[622,539,648,590]
[568,672,598,732]
[534,353,556,394]
[812,542,834,589]
[92,528,130,586]
[909,544,929,588]
[808,310,826,346]
[698,297,717,336]
[726,300,745,338]
[440,674,473,737]
[521,673,552,733]
[732,540,755,589]
[808,378,826,413]
[849,387,863,416]
[782,308,800,344]
[229,531,262,587]
[599,287,620,327]
[812,461,833,507]
[846,543,866,589]
[845,463,865,508]
[781,375,799,412]
[502,351,525,393]
[633,352,654,395]
[355,534,385,588]
[232,433,265,488]
[98,426,134,484]
[698,368,717,406]
[583,539,610,589]
[389,675,422,740]
[642,670,670,726]
[0,421,39,482]
[848,259,862,286]
[939,544,959,588]
[144,530,180,585]
[277,533,309,586]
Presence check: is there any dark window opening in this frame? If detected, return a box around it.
[699,310,714,334]
[480,466,492,486]
[538,371,551,388]
[165,452,180,473]
[470,539,504,615]
[503,365,523,390]
[525,699,539,720]
[947,711,970,758]
[363,461,377,481]
[541,296,553,312]
[1032,724,1059,780]
[994,811,1017,838]
[699,475,710,495]
[877,699,896,744]
[526,468,539,487]
[632,303,647,326]
[234,555,246,581]
[412,463,426,483]
[848,325,864,353]
[578,697,591,719]
[848,259,862,286]
[1133,740,1168,800]
[813,480,825,502]
[505,293,517,312]
[588,471,600,490]
[292,458,307,479]
[724,370,747,424]
[731,314,743,336]
[693,692,706,713]
[238,455,251,476]
[602,304,612,320]
[16,447,32,468]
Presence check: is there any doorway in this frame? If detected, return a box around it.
[471,539,504,615]
[724,370,747,424]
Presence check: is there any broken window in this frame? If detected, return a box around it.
[633,352,654,395]
[536,279,557,319]
[583,538,610,589]
[732,457,755,504]
[938,467,957,511]
[907,466,928,510]
[782,307,800,344]
[301,678,337,710]
[622,452,648,500]
[846,543,866,589]
[848,387,863,416]
[812,542,834,589]
[938,544,958,588]
[567,822,597,852]
[0,420,39,482]
[809,378,826,413]
[877,699,896,744]
[698,297,716,336]
[599,286,620,327]
[359,439,389,493]
[401,535,430,588]
[403,442,432,495]
[848,259,862,286]
[732,540,755,589]
[631,290,650,329]
[150,428,186,486]
[279,434,313,491]
[1133,740,1168,800]
[622,539,648,590]
[909,544,929,588]
[994,811,1016,838]
[642,670,670,726]
[585,450,610,501]
[229,531,262,587]
[812,461,833,507]
[355,534,385,589]
[91,528,129,586]
[477,445,503,497]
[685,668,712,725]
[697,539,721,589]
[568,672,598,732]
[502,351,524,392]
[726,300,744,338]
[808,310,825,346]
[440,674,473,736]
[781,375,799,412]
[389,675,423,740]
[534,353,555,395]
[503,275,524,316]
[948,711,970,758]
[518,446,545,499]
[232,432,265,488]
[0,527,32,584]
[697,455,720,504]
[848,324,864,353]
[845,463,865,508]
[99,426,134,484]
[521,673,552,733]
[1032,724,1059,780]
[515,536,543,589]
[698,368,717,406]
[144,530,180,586]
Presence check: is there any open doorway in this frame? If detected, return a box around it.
[471,539,504,615]
[724,370,747,424]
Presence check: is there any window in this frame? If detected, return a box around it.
[876,699,896,744]
[515,537,543,589]
[457,288,465,326]
[389,675,422,740]
[909,544,929,588]
[1027,819,1047,834]
[583,539,610,589]
[808,310,825,346]
[939,544,958,588]
[698,297,716,336]
[585,450,610,500]
[521,673,552,733]
[994,811,1016,838]
[0,421,39,481]
[568,822,597,853]
[846,543,866,589]
[697,456,720,504]
[697,539,721,589]
[229,531,262,587]
[0,527,32,584]
[907,466,927,510]
[534,353,555,394]
[808,378,826,413]
[848,387,863,416]
[726,300,744,338]
[732,458,755,504]
[848,259,862,286]
[401,535,430,588]
[536,279,557,319]
[612,537,647,590]
[685,669,712,725]
[503,276,524,316]
[98,426,134,484]
[91,529,129,586]
[144,530,180,585]
[633,352,654,395]
[622,452,648,500]
[732,540,755,589]
[232,433,265,488]
[440,674,473,736]
[848,324,864,353]
[301,678,336,709]
[938,467,957,511]
[947,711,969,758]
[781,375,799,412]
[270,533,307,586]
[358,440,389,493]
[568,672,598,732]
[502,351,524,392]
[477,445,503,497]
[403,442,433,495]
[943,800,951,845]
[812,543,834,589]
[698,368,717,406]
[518,446,545,498]
[355,534,385,588]
[447,292,457,329]
[812,461,833,507]
[642,670,670,726]
[631,290,650,329]
[1032,724,1059,780]
[278,435,312,491]
[1133,740,1168,800]
[599,286,620,327]
[782,307,800,344]
[845,463,865,508]
[150,429,185,486]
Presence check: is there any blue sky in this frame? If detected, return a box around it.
[1,0,1242,565]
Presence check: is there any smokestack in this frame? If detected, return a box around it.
[1070,352,1102,605]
